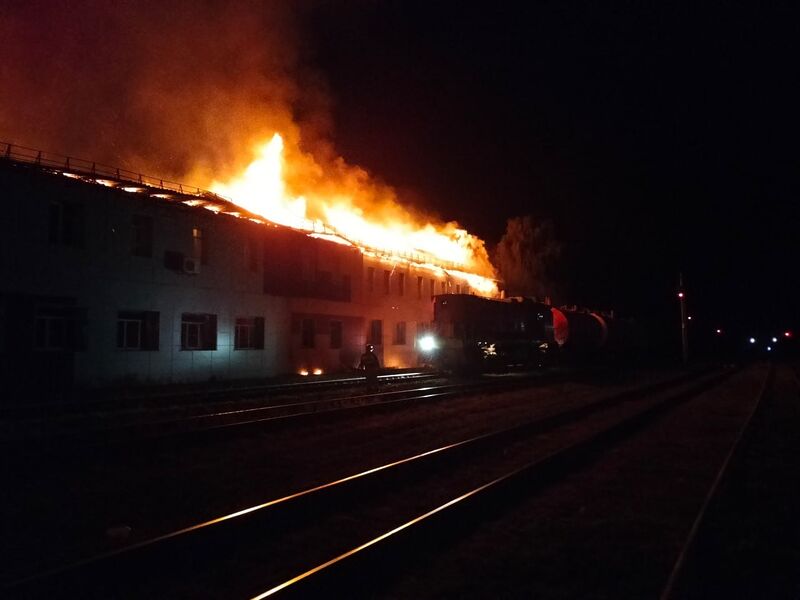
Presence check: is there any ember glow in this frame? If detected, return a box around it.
[211,133,498,294]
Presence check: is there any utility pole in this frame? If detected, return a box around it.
[678,272,689,364]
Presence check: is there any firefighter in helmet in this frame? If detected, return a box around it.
[358,344,380,391]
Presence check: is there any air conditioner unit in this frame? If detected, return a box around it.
[183,257,201,274]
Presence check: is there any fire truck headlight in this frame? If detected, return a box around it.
[418,335,437,352]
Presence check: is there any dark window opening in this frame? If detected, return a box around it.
[235,316,265,349]
[367,267,375,293]
[301,318,315,348]
[317,270,332,290]
[192,227,207,265]
[117,310,159,350]
[368,319,383,346]
[34,304,86,351]
[48,201,84,247]
[342,275,352,300]
[181,313,216,350]
[417,276,423,300]
[330,320,343,349]
[397,273,405,296]
[244,238,259,272]
[131,215,153,258]
[394,321,407,345]
[383,270,391,295]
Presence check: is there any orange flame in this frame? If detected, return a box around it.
[211,133,497,294]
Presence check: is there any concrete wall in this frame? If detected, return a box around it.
[0,159,491,393]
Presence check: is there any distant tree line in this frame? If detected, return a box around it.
[493,215,563,303]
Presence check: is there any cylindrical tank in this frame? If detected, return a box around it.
[551,307,607,353]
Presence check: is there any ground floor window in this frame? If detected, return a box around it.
[117,311,159,350]
[34,304,86,351]
[368,319,383,346]
[301,318,315,348]
[394,321,407,345]
[235,316,265,349]
[330,320,343,349]
[181,313,217,350]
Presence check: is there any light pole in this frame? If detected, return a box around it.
[678,273,688,364]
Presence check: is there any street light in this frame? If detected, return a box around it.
[677,274,688,364]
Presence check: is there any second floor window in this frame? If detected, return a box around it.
[367,267,375,293]
[244,237,259,272]
[48,200,84,248]
[192,227,207,265]
[131,215,153,258]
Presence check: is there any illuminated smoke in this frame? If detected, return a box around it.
[0,0,495,280]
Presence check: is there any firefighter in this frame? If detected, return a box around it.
[358,344,380,391]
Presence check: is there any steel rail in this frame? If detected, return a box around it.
[658,364,773,600]
[5,368,722,595]
[251,368,736,598]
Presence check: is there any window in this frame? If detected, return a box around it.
[342,275,352,300]
[192,227,207,265]
[366,267,375,293]
[235,316,265,349]
[34,305,86,350]
[368,319,383,346]
[131,215,153,258]
[330,320,343,349]
[456,284,461,294]
[429,278,435,298]
[417,276,423,300]
[394,321,407,345]
[317,270,332,289]
[244,237,259,272]
[117,311,159,350]
[48,200,84,247]
[301,318,315,348]
[397,273,405,296]
[181,313,216,350]
[383,270,391,295]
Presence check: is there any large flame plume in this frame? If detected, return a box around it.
[0,1,497,292]
[210,132,497,291]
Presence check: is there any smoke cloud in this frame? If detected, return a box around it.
[0,0,319,179]
[0,0,495,277]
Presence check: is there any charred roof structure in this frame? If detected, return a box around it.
[0,143,494,396]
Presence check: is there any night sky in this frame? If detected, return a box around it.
[1,2,797,349]
[306,2,799,342]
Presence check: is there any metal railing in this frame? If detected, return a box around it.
[1,141,207,196]
[1,140,483,276]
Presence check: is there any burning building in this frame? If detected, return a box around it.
[0,142,498,395]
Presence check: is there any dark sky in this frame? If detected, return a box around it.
[306,2,800,339]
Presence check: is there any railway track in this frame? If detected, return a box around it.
[5,366,734,598]
[658,362,800,599]
[0,371,441,438]
[2,368,593,453]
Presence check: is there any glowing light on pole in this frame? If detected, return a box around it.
[677,274,688,364]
